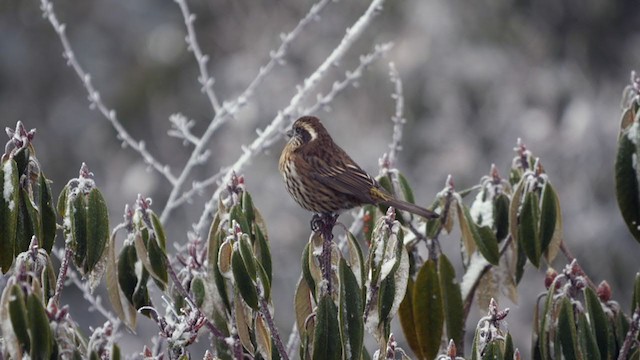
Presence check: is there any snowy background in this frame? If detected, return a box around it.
[1,0,639,357]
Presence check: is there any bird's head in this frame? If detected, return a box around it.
[285,116,328,149]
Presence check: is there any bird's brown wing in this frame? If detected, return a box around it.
[306,154,379,203]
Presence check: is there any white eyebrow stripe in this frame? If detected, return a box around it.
[301,123,317,141]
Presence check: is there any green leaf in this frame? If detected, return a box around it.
[8,285,30,352]
[413,259,443,360]
[147,234,168,289]
[56,184,69,220]
[519,191,541,267]
[482,341,504,360]
[85,188,109,274]
[558,297,583,360]
[230,205,250,236]
[462,206,500,265]
[504,333,514,360]
[539,277,560,360]
[398,277,420,358]
[632,272,640,314]
[301,243,317,300]
[313,295,341,360]
[339,258,363,360]
[294,277,313,341]
[0,159,19,273]
[16,188,40,254]
[117,244,138,305]
[241,191,255,226]
[71,193,87,270]
[231,248,258,310]
[584,287,610,360]
[577,311,601,360]
[615,126,640,243]
[539,183,558,254]
[345,231,365,289]
[38,172,57,253]
[397,173,416,204]
[27,293,52,360]
[238,235,257,281]
[192,277,206,308]
[107,236,136,330]
[256,261,271,301]
[439,254,464,352]
[493,193,510,242]
[150,212,166,251]
[254,225,272,286]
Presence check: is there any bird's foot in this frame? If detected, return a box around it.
[310,213,339,239]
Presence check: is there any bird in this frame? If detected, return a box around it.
[279,116,439,225]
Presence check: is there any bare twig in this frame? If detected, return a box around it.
[174,0,222,114]
[193,0,389,235]
[52,246,72,306]
[387,62,405,167]
[259,296,290,360]
[38,0,176,185]
[160,0,334,223]
[618,306,640,360]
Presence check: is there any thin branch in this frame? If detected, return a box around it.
[259,296,290,360]
[52,246,72,306]
[160,0,334,223]
[618,306,640,360]
[38,0,176,185]
[174,0,222,114]
[387,62,405,167]
[193,0,389,235]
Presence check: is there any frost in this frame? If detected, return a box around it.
[379,258,396,280]
[461,253,490,299]
[470,190,494,228]
[3,161,15,210]
[364,305,380,335]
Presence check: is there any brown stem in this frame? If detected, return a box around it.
[618,307,640,360]
[316,213,337,295]
[52,246,73,305]
[259,296,290,360]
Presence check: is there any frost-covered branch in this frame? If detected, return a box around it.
[387,62,405,167]
[193,0,388,236]
[160,0,334,223]
[174,0,222,114]
[38,0,176,185]
[168,113,200,146]
[301,43,394,115]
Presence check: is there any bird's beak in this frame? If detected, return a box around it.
[286,129,293,138]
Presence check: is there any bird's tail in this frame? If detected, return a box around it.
[381,198,439,219]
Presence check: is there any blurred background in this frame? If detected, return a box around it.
[1,0,639,357]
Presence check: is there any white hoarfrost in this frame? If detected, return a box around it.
[3,161,15,211]
[461,252,490,299]
[469,190,494,228]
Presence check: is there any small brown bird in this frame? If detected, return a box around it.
[279,116,439,221]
